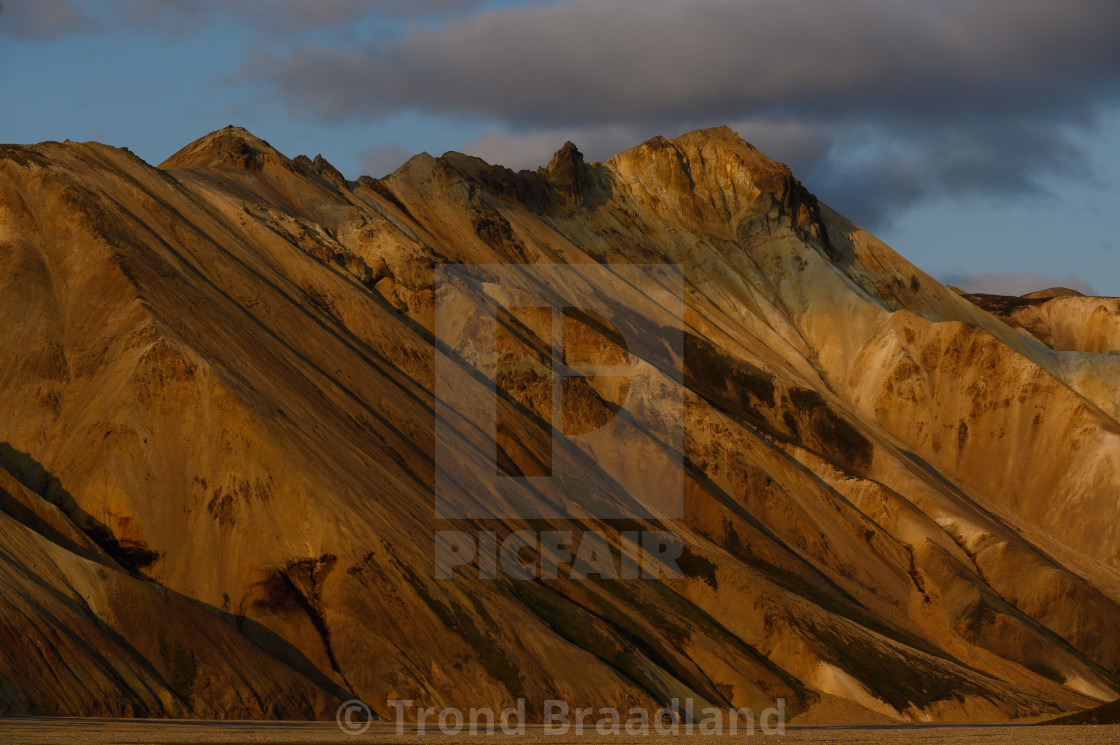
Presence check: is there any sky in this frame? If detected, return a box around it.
[2,0,1118,295]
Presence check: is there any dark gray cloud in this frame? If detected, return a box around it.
[0,0,96,39]
[253,0,1120,125]
[802,121,1092,228]
[116,0,484,34]
[939,271,1098,297]
[114,0,375,37]
[0,0,484,39]
[249,0,1120,228]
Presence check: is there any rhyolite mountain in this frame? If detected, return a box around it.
[1,125,1119,722]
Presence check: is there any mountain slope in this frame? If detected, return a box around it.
[0,126,1117,722]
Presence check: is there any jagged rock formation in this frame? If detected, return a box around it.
[0,125,1118,722]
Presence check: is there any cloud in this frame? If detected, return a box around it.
[253,0,1120,125]
[117,0,485,34]
[0,0,485,40]
[246,0,1120,228]
[0,0,96,39]
[939,271,1098,297]
[358,142,411,177]
[803,121,1092,228]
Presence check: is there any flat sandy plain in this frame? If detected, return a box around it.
[2,721,1120,745]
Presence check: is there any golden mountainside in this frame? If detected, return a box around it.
[0,126,1118,722]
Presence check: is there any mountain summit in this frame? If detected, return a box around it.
[0,127,1118,722]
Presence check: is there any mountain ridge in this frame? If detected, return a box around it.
[0,125,1118,722]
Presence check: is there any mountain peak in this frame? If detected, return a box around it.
[675,124,748,145]
[604,126,828,247]
[608,126,780,185]
[159,125,284,171]
[1022,287,1086,299]
[549,140,584,168]
[546,141,590,205]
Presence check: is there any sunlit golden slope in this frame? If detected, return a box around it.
[0,126,1118,721]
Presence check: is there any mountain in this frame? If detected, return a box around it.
[0,125,1118,722]
[1041,696,1120,726]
